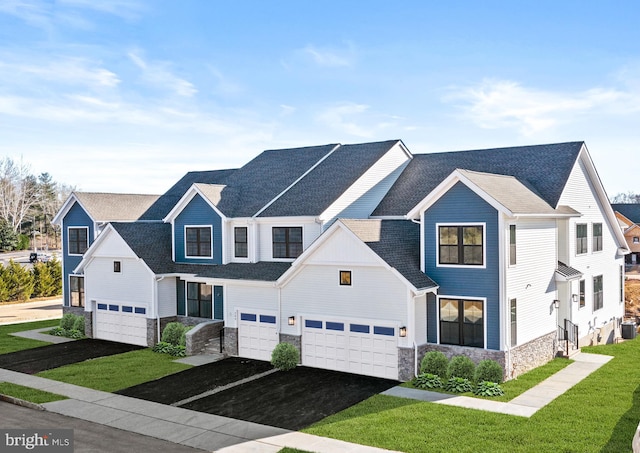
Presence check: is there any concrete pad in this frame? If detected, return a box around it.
[166,408,238,431]
[216,419,290,440]
[105,412,159,432]
[181,430,258,451]
[11,328,75,344]
[175,353,225,366]
[43,399,129,425]
[123,416,206,443]
[382,386,457,402]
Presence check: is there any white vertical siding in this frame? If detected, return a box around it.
[225,283,279,328]
[255,219,322,262]
[320,144,411,224]
[158,277,177,317]
[505,217,557,344]
[558,156,625,338]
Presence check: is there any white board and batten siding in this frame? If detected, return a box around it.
[157,277,177,318]
[557,157,625,335]
[505,217,558,345]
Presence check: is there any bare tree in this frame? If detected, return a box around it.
[610,192,640,203]
[0,157,40,233]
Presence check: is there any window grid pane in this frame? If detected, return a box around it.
[186,227,212,257]
[438,225,483,266]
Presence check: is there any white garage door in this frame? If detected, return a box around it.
[95,303,148,346]
[302,318,399,380]
[237,310,278,361]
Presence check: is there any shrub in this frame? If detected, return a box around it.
[4,260,34,301]
[413,373,443,390]
[60,313,77,330]
[67,329,84,339]
[161,322,188,346]
[447,355,475,380]
[474,359,504,384]
[474,381,505,397]
[48,327,65,336]
[271,342,299,371]
[46,258,62,296]
[444,377,473,393]
[420,351,449,377]
[71,315,85,334]
[49,314,85,339]
[152,341,186,357]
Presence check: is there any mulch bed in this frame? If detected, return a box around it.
[116,357,274,405]
[181,366,399,430]
[0,339,143,374]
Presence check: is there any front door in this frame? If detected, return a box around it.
[214,285,223,320]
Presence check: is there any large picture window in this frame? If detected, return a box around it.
[438,225,483,266]
[593,223,603,252]
[272,227,303,259]
[70,276,84,307]
[576,223,588,255]
[68,227,88,255]
[185,226,212,258]
[187,282,212,318]
[593,275,603,311]
[439,298,484,348]
[234,227,248,258]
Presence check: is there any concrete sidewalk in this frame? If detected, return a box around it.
[0,368,400,453]
[383,352,612,417]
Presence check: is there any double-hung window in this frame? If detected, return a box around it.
[68,227,88,255]
[70,276,84,307]
[509,225,517,266]
[439,298,484,348]
[438,225,484,266]
[576,224,588,255]
[187,282,212,318]
[185,226,212,258]
[234,227,248,258]
[273,227,303,259]
[593,275,603,311]
[593,223,603,252]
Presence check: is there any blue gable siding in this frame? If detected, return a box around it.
[174,194,223,264]
[424,182,500,350]
[62,202,94,307]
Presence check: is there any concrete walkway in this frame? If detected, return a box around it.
[0,368,400,453]
[383,352,612,417]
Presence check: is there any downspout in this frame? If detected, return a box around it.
[414,341,419,378]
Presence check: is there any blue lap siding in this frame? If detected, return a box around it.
[174,194,223,265]
[424,182,500,350]
[62,202,94,307]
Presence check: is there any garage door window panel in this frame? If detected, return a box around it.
[187,282,212,318]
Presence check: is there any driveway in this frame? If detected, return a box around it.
[0,339,143,374]
[118,357,399,430]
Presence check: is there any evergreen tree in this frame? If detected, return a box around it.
[0,265,9,302]
[46,258,62,296]
[4,259,35,301]
[0,220,18,251]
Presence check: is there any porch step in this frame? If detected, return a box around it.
[202,337,224,355]
[557,346,581,359]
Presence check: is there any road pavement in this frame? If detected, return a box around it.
[0,299,63,325]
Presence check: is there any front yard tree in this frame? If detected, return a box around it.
[0,157,40,234]
[0,220,18,251]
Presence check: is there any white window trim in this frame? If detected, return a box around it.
[592,222,603,254]
[67,226,89,256]
[508,223,517,268]
[436,295,487,349]
[435,222,487,269]
[575,222,589,256]
[68,274,85,307]
[184,225,213,259]
[233,226,249,260]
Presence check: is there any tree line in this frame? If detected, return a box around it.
[0,157,74,251]
[0,259,62,302]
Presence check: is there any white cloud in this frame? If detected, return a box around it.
[316,102,373,137]
[0,0,51,28]
[128,51,197,97]
[294,42,356,68]
[0,58,120,88]
[445,78,636,135]
[59,0,146,21]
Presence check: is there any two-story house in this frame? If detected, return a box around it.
[53,140,628,381]
[612,203,640,265]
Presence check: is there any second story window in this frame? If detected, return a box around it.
[273,227,303,259]
[593,223,603,252]
[576,223,588,255]
[438,225,484,266]
[185,226,212,258]
[68,227,88,255]
[70,275,84,307]
[234,227,248,258]
[593,275,603,311]
[509,224,517,266]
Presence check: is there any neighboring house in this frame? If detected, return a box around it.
[53,140,628,381]
[612,204,640,265]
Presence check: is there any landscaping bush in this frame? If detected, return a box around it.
[474,381,505,397]
[271,342,299,371]
[420,351,449,377]
[50,314,85,339]
[152,341,186,357]
[474,359,504,384]
[447,355,475,380]
[71,315,85,334]
[444,377,474,393]
[413,372,443,390]
[60,313,77,330]
[161,322,188,346]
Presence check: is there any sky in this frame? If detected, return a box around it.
[1,1,639,198]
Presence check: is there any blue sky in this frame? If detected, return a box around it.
[1,1,639,196]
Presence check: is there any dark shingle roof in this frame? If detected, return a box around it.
[110,222,289,281]
[139,169,237,220]
[373,142,584,217]
[259,140,401,217]
[215,144,339,217]
[612,204,640,224]
[556,261,583,281]
[341,219,438,291]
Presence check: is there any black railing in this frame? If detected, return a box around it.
[558,319,579,356]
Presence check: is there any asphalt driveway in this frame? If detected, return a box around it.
[0,339,143,374]
[118,357,399,430]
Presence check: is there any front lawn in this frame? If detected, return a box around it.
[0,382,67,404]
[0,319,59,354]
[36,349,192,392]
[305,339,640,453]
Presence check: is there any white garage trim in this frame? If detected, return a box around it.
[237,309,279,361]
[302,317,399,379]
[94,302,148,346]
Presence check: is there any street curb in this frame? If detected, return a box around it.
[0,393,46,411]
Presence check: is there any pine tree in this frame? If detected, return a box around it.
[4,259,35,301]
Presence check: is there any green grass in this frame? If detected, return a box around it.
[36,349,192,392]
[305,339,640,453]
[0,319,60,354]
[0,382,67,404]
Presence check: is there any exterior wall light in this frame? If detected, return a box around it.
[572,294,578,303]
[553,300,560,309]
[288,316,296,326]
[399,326,407,337]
